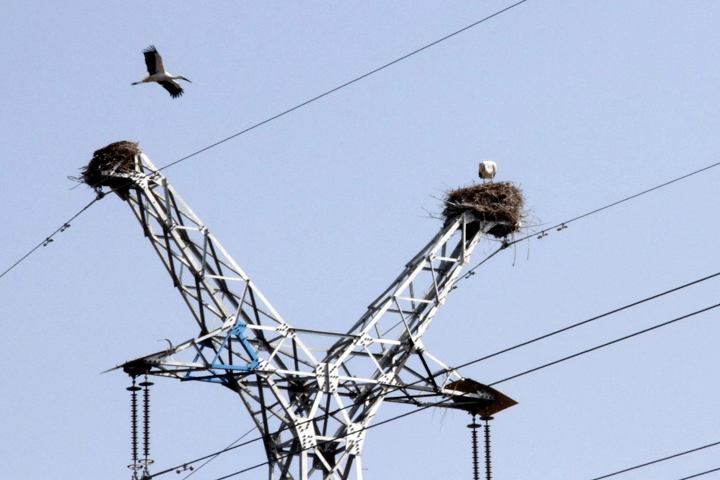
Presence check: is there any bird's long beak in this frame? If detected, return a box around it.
[182,77,192,83]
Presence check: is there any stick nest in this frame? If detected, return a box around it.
[80,141,140,198]
[443,182,525,238]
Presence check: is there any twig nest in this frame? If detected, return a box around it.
[81,141,140,199]
[443,182,525,238]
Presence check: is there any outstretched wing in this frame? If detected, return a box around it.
[142,45,164,75]
[159,79,184,99]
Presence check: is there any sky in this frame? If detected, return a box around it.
[1,1,719,479]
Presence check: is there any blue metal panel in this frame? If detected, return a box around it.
[184,320,260,382]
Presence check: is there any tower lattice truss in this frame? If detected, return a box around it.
[107,153,516,479]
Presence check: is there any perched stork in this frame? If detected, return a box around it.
[479,161,497,182]
[131,45,191,98]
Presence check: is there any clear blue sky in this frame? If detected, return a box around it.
[2,1,719,479]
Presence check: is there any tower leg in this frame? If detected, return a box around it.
[354,456,363,480]
[300,450,308,480]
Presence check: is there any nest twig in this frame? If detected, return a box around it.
[80,141,140,199]
[443,182,525,238]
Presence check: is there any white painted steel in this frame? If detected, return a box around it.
[105,153,500,479]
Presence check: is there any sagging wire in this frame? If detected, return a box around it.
[0,0,533,284]
[148,272,720,477]
[204,301,720,479]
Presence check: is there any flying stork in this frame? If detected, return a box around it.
[479,160,497,182]
[131,45,191,98]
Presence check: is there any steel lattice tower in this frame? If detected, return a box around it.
[102,152,516,480]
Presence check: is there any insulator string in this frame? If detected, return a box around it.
[483,416,493,480]
[468,415,481,480]
[140,375,155,475]
[127,377,141,478]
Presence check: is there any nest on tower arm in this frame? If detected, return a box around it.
[442,182,526,239]
[80,141,140,199]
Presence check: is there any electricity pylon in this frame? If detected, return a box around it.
[101,152,516,479]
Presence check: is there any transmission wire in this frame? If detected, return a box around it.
[0,0,529,283]
[149,270,718,477]
[489,302,720,386]
[181,427,258,479]
[507,161,720,247]
[209,398,460,480]
[1,0,714,474]
[198,301,720,479]
[591,440,720,479]
[158,0,530,172]
[678,467,720,480]
[447,271,720,375]
[0,195,102,280]
[2,0,719,283]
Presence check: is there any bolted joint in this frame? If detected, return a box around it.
[316,363,340,393]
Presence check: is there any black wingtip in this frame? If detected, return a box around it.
[143,44,158,54]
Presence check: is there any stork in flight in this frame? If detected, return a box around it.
[479,160,497,182]
[132,45,191,98]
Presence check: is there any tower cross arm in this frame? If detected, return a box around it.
[322,211,507,421]
[98,153,322,378]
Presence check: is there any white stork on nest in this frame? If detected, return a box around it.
[132,45,191,98]
[479,161,497,182]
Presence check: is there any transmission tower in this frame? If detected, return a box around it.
[94,150,517,479]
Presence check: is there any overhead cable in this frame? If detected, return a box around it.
[148,428,260,479]
[198,301,720,480]
[158,0,530,172]
[450,271,720,373]
[461,160,720,279]
[209,294,719,479]
[142,270,719,477]
[591,440,720,479]
[0,0,530,283]
[0,195,101,280]
[489,302,720,386]
[678,467,720,480]
[209,398,459,480]
[507,161,720,248]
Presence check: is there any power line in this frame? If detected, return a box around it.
[167,299,720,479]
[3,167,718,477]
[2,2,718,285]
[489,302,720,386]
[158,0,530,172]
[678,467,720,480]
[209,398,460,480]
[0,195,102,280]
[149,428,261,478]
[461,160,720,279]
[2,1,719,285]
[148,183,719,476]
[508,161,720,247]
[590,440,720,479]
[157,439,257,477]
[0,0,530,284]
[449,271,720,373]
[207,294,719,479]
[148,271,718,476]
